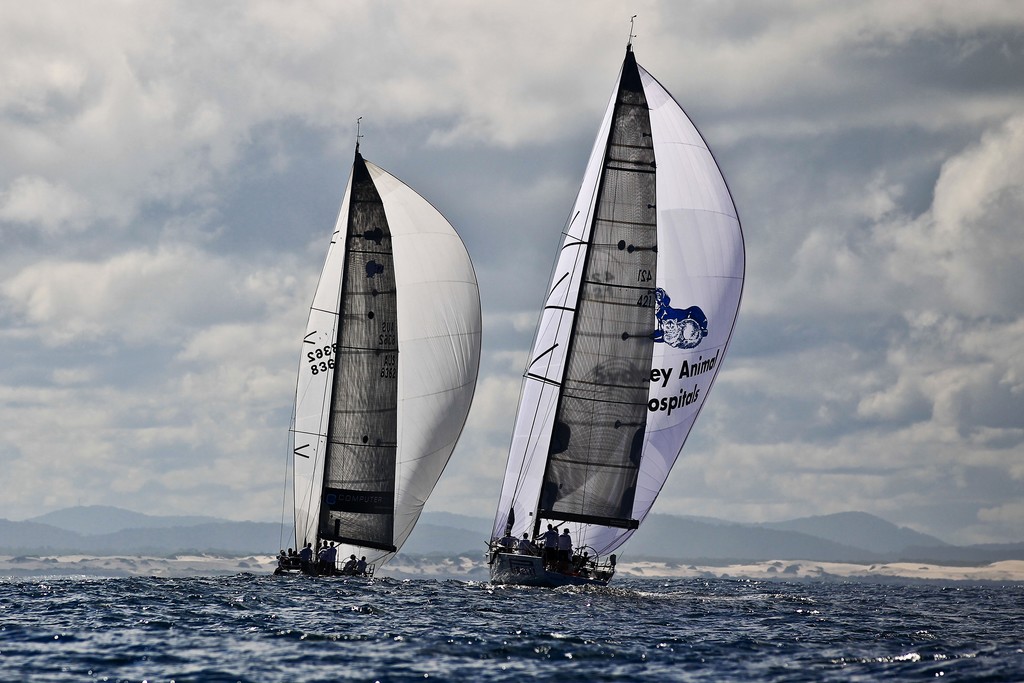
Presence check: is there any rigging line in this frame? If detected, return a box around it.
[279,408,296,553]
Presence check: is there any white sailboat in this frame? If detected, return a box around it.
[284,140,482,577]
[488,43,745,587]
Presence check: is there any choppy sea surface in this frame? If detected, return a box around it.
[1,574,1022,682]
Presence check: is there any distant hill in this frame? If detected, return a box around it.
[2,506,1020,565]
[416,511,493,537]
[27,505,221,535]
[625,514,886,563]
[0,519,83,552]
[0,516,283,556]
[11,506,493,558]
[759,511,947,554]
[897,542,1024,564]
[399,515,492,556]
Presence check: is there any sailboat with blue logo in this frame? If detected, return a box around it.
[488,40,745,586]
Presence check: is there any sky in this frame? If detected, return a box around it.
[2,1,1023,546]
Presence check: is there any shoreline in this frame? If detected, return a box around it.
[2,554,1023,584]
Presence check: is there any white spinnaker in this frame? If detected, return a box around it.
[292,172,354,551]
[362,161,482,565]
[492,56,744,558]
[579,64,745,555]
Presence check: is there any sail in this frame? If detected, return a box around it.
[492,47,744,557]
[293,152,481,567]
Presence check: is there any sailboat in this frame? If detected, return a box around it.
[284,137,482,577]
[488,42,745,587]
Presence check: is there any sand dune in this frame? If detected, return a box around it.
[612,559,1024,583]
[0,554,275,578]
[2,554,1023,583]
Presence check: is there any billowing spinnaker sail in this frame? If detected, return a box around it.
[293,155,481,567]
[630,64,744,544]
[493,49,744,557]
[368,161,482,562]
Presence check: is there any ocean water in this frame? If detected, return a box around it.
[1,574,1022,682]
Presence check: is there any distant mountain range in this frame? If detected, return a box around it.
[2,505,1022,565]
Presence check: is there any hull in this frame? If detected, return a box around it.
[274,569,374,579]
[274,560,375,579]
[488,550,614,587]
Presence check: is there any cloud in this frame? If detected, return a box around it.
[1,1,1023,547]
[692,111,1024,543]
[1,245,301,346]
[0,175,91,235]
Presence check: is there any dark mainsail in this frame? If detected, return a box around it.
[537,48,656,530]
[320,152,399,552]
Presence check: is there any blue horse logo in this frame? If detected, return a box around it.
[653,288,707,349]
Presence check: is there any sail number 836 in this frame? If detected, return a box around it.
[307,344,337,375]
